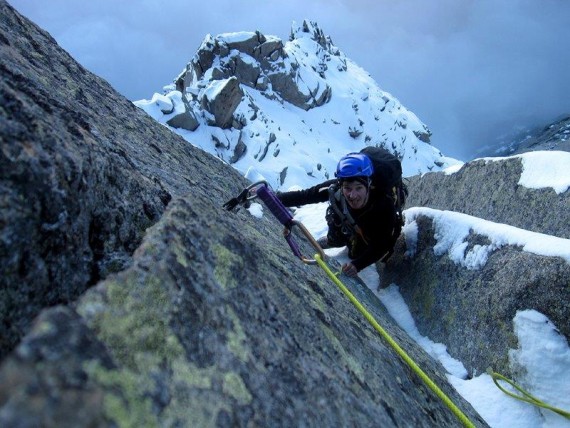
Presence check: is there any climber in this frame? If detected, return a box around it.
[277,148,406,277]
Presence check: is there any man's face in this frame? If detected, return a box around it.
[341,180,369,209]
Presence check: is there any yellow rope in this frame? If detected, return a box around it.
[314,254,476,428]
[487,369,570,419]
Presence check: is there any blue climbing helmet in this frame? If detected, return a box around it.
[335,153,374,182]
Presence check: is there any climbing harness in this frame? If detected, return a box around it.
[486,369,570,419]
[224,181,476,426]
[223,181,325,264]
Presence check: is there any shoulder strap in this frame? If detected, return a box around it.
[327,184,368,244]
[327,185,353,227]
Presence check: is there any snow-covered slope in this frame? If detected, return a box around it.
[135,20,460,190]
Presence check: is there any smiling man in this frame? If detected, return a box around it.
[277,149,406,277]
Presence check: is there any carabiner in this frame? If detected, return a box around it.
[284,220,325,265]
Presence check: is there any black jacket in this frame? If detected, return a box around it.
[278,179,401,271]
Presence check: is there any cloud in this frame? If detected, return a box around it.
[9,0,570,160]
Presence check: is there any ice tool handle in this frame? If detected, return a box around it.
[252,182,325,265]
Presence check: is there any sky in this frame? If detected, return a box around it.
[8,0,570,161]
[246,151,570,427]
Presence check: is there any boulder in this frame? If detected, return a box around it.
[200,77,244,129]
[224,30,266,56]
[253,39,285,62]
[166,109,200,131]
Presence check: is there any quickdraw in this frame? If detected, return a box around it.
[223,181,325,264]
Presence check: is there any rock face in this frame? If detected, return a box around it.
[200,77,244,128]
[389,155,569,378]
[0,196,487,427]
[0,0,235,360]
[405,156,569,238]
[0,2,486,427]
[383,213,570,377]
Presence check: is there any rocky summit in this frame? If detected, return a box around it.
[134,20,451,189]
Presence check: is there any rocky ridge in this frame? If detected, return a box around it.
[479,115,570,157]
[405,155,569,239]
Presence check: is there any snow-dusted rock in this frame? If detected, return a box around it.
[383,211,570,378]
[135,20,455,191]
[406,152,570,239]
[200,76,244,129]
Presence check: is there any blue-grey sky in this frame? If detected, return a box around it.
[9,0,570,160]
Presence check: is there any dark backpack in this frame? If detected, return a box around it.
[360,146,407,217]
[361,147,407,261]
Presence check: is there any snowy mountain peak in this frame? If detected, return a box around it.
[135,21,460,190]
[289,20,338,54]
